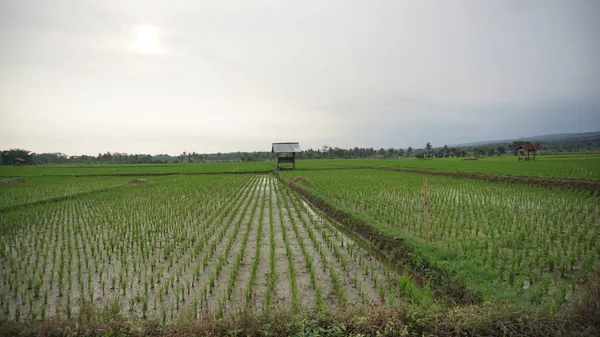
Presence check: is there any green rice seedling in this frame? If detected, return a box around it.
[19,289,26,306]
[329,265,347,305]
[274,182,300,314]
[65,293,71,319]
[120,276,127,296]
[33,277,42,298]
[28,294,33,316]
[30,307,38,322]
[279,187,326,313]
[265,189,277,311]
[280,168,600,303]
[245,186,266,305]
[141,295,148,318]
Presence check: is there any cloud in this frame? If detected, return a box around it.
[0,0,599,154]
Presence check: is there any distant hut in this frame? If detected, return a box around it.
[13,158,25,166]
[516,143,542,161]
[272,142,301,170]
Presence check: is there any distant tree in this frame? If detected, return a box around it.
[386,148,395,158]
[407,147,413,157]
[497,146,506,155]
[398,148,405,157]
[0,149,33,165]
[425,142,432,157]
[34,152,68,164]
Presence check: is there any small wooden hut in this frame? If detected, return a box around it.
[272,142,301,170]
[516,143,541,161]
[13,158,25,166]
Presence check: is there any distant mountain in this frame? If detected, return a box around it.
[454,131,600,147]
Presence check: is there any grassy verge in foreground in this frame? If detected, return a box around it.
[1,291,598,337]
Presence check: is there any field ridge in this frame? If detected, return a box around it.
[375,167,600,192]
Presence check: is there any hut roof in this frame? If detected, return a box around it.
[14,158,26,162]
[516,143,542,151]
[272,142,301,153]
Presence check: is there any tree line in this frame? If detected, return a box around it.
[1,137,597,165]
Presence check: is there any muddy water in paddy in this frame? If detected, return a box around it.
[248,178,274,313]
[0,174,401,323]
[278,185,388,306]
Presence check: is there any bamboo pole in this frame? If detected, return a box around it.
[423,175,430,244]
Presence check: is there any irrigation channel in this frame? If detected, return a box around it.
[0,174,412,323]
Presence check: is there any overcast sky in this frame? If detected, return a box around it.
[1,0,599,155]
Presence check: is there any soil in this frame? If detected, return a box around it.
[378,167,600,193]
[127,179,150,185]
[288,176,309,184]
[0,178,26,185]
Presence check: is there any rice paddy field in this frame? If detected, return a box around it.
[299,156,600,180]
[1,155,599,180]
[0,174,429,327]
[0,157,599,336]
[279,169,600,304]
[0,162,273,177]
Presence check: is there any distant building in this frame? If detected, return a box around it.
[516,143,542,161]
[272,142,301,170]
[13,158,25,166]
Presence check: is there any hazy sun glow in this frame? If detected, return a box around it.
[130,26,160,54]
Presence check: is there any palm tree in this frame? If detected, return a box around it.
[426,142,432,157]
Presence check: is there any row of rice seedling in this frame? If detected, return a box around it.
[0,176,131,208]
[297,156,600,180]
[0,174,258,321]
[275,180,420,308]
[280,169,599,304]
[0,173,412,322]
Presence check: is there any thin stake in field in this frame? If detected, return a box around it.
[423,175,429,244]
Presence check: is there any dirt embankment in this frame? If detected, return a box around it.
[287,176,309,184]
[127,179,150,185]
[378,167,600,193]
[74,171,271,177]
[0,178,26,185]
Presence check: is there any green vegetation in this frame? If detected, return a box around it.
[0,176,131,208]
[0,173,409,325]
[1,161,599,335]
[0,161,273,177]
[280,169,600,304]
[297,156,600,180]
[2,155,600,180]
